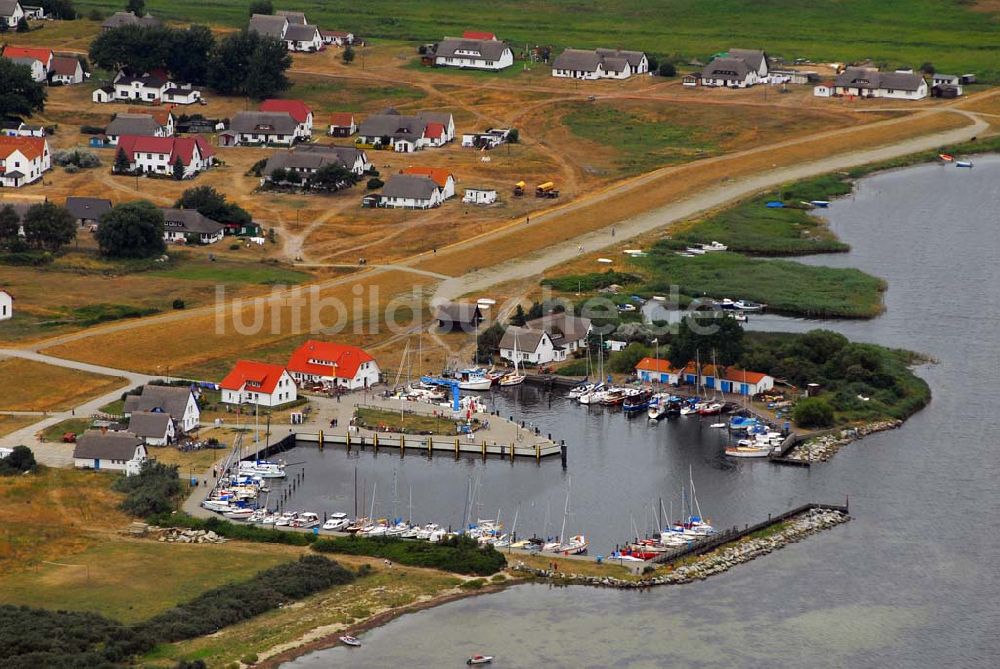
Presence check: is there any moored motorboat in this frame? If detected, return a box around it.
[322,512,350,531]
[467,655,494,665]
[725,439,771,458]
[456,368,493,391]
[339,635,362,647]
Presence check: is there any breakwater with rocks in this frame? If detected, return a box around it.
[787,419,903,462]
[511,507,849,589]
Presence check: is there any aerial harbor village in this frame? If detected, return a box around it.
[1,0,999,666]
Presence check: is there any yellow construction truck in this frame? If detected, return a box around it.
[513,180,526,196]
[535,181,559,198]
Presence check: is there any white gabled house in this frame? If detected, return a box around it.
[700,48,769,88]
[0,0,24,28]
[287,339,380,390]
[50,56,84,84]
[159,208,225,244]
[834,67,928,100]
[401,167,455,199]
[499,326,563,364]
[463,188,496,205]
[123,384,201,434]
[220,111,303,147]
[0,288,12,320]
[220,360,298,407]
[551,48,648,80]
[259,99,313,137]
[355,109,455,152]
[379,174,444,209]
[115,135,215,178]
[263,144,371,182]
[0,135,51,188]
[72,430,147,475]
[433,37,513,71]
[127,411,175,446]
[248,12,323,52]
[5,56,47,82]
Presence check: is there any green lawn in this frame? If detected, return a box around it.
[634,250,887,318]
[40,418,94,443]
[0,540,302,624]
[563,103,718,175]
[147,262,312,285]
[355,406,465,435]
[76,0,1000,80]
[670,175,857,255]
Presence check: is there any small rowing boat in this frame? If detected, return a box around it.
[956,160,973,168]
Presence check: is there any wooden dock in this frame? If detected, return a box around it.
[295,430,565,463]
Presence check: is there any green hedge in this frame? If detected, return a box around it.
[311,535,506,576]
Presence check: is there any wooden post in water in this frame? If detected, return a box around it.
[346,431,351,451]
[373,432,378,453]
[427,436,432,456]
[536,443,540,463]
[400,435,405,455]
[455,437,459,458]
[318,430,324,450]
[481,438,486,460]
[510,443,515,462]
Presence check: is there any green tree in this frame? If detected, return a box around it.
[248,0,272,15]
[113,146,131,173]
[89,25,172,74]
[310,163,358,191]
[507,128,519,143]
[95,201,166,259]
[658,62,676,77]
[919,61,935,75]
[510,304,526,326]
[0,58,47,118]
[166,25,215,85]
[475,322,504,363]
[175,185,252,226]
[0,204,20,250]
[793,396,834,428]
[668,313,745,368]
[208,30,291,99]
[16,17,29,32]
[126,0,144,15]
[0,445,37,475]
[608,342,652,373]
[172,155,185,180]
[22,203,76,252]
[342,45,355,65]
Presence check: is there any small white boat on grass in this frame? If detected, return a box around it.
[339,635,362,647]
[685,247,707,255]
[467,655,494,665]
[701,241,728,252]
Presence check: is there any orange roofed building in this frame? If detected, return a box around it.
[220,360,297,407]
[401,166,455,199]
[0,135,51,188]
[287,340,380,390]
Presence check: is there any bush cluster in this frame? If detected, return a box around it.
[136,556,354,642]
[146,512,319,545]
[312,535,507,576]
[53,148,101,169]
[113,460,183,517]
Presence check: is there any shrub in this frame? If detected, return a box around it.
[507,128,519,143]
[136,556,354,642]
[0,446,36,475]
[366,177,384,190]
[146,512,319,546]
[172,299,185,310]
[312,535,506,576]
[658,62,677,77]
[793,397,835,428]
[53,148,101,168]
[229,243,240,250]
[113,460,183,517]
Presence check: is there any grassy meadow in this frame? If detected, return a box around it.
[75,0,1000,79]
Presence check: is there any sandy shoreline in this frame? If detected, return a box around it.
[257,581,515,668]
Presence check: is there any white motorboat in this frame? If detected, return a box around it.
[323,514,351,531]
[702,241,728,252]
[224,508,254,520]
[734,300,765,312]
[274,512,298,527]
[292,512,321,529]
[201,499,233,513]
[647,394,667,420]
[685,247,707,255]
[568,382,595,399]
[339,635,362,647]
[456,368,493,391]
[467,655,494,665]
[717,298,737,310]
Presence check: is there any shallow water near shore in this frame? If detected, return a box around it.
[283,156,1000,667]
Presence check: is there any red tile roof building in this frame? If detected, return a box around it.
[0,135,51,187]
[220,360,297,407]
[287,340,380,389]
[259,99,314,133]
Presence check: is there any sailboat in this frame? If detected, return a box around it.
[499,334,525,386]
[548,477,588,555]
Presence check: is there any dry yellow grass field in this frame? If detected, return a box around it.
[0,414,38,438]
[0,359,125,411]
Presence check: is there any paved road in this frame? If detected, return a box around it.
[435,110,989,302]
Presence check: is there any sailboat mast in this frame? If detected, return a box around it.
[559,478,571,545]
[369,481,377,522]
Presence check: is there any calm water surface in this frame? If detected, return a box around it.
[283,157,1000,668]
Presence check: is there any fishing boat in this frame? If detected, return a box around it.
[600,387,626,406]
[339,635,362,647]
[622,389,652,412]
[467,655,494,665]
[455,368,493,391]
